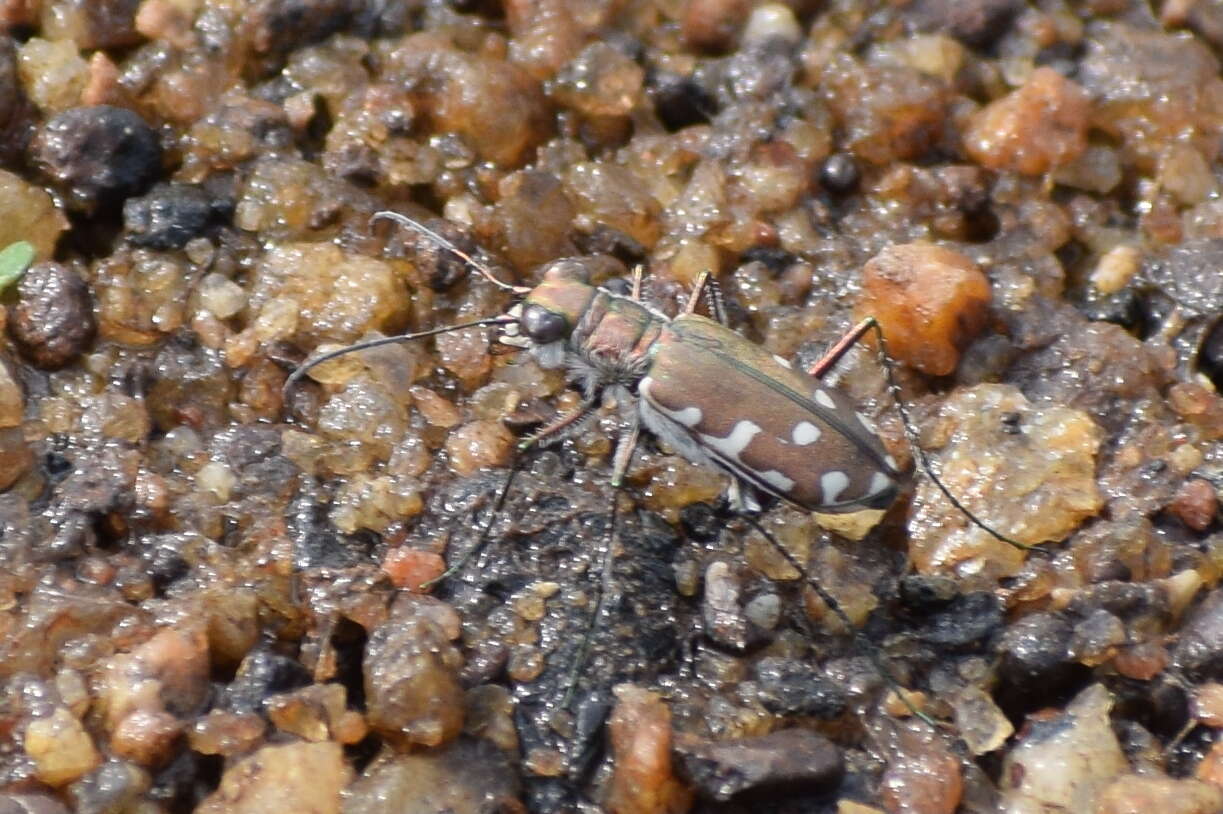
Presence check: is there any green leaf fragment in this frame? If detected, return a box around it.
[0,241,35,292]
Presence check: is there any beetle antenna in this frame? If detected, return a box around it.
[740,514,942,729]
[372,211,531,295]
[859,319,1044,553]
[282,318,515,401]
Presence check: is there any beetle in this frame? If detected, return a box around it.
[290,212,908,518]
[285,210,1032,717]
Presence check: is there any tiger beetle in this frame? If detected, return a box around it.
[285,210,1038,726]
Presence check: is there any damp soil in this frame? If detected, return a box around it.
[1,2,1223,813]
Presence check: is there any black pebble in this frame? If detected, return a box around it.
[124,183,232,250]
[819,152,860,195]
[31,105,162,210]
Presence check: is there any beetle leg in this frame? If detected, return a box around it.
[739,514,943,728]
[727,478,762,513]
[630,264,645,301]
[807,317,877,379]
[519,393,601,451]
[562,490,622,710]
[683,271,710,314]
[421,462,521,590]
[705,276,729,325]
[681,270,728,324]
[609,417,641,487]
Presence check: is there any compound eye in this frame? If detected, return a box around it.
[522,304,567,344]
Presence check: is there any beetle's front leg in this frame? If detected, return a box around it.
[519,392,601,452]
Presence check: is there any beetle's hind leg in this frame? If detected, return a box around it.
[563,414,642,706]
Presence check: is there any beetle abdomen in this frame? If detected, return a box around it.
[639,315,900,513]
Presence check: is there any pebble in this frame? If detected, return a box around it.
[951,685,1014,755]
[266,683,365,744]
[1095,773,1223,814]
[1090,244,1141,295]
[123,182,229,250]
[682,0,752,51]
[7,262,95,369]
[196,742,351,814]
[908,385,1103,577]
[96,626,209,731]
[995,612,1085,715]
[741,3,801,48]
[343,739,521,814]
[552,42,645,118]
[674,728,843,801]
[381,548,446,593]
[390,46,548,168]
[964,67,1091,176]
[879,724,962,814]
[857,242,992,376]
[821,54,950,165]
[606,685,692,814]
[818,152,860,195]
[702,561,751,652]
[998,684,1128,811]
[752,657,846,719]
[0,170,68,259]
[364,612,464,748]
[187,710,266,757]
[445,420,514,478]
[16,37,88,114]
[31,105,161,210]
[221,647,312,714]
[109,709,180,766]
[1168,478,1218,532]
[23,706,101,786]
[248,242,407,347]
[1174,590,1223,682]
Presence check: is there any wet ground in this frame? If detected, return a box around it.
[1,1,1223,813]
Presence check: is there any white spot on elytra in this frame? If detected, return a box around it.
[868,471,894,496]
[814,390,836,410]
[701,420,762,462]
[639,376,703,428]
[663,404,702,427]
[791,421,821,446]
[821,470,850,503]
[757,469,795,492]
[772,354,792,369]
[884,454,898,471]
